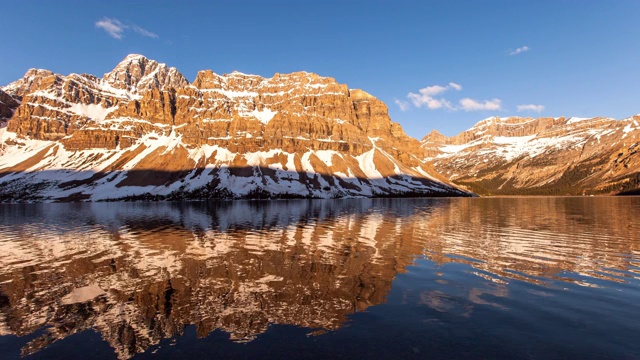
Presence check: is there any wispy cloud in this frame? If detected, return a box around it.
[394,99,410,111]
[459,98,502,111]
[517,104,545,112]
[448,82,462,91]
[131,25,158,38]
[95,17,158,39]
[407,82,461,110]
[95,18,126,39]
[509,45,529,56]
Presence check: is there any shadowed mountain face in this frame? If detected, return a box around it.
[1,198,639,359]
[0,55,466,201]
[422,116,640,195]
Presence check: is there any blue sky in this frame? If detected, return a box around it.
[1,1,639,138]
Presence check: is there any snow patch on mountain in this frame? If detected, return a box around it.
[356,148,382,179]
[250,108,277,124]
[567,117,589,124]
[68,103,115,122]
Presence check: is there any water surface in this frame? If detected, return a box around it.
[0,197,639,359]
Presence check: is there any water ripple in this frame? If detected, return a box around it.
[0,197,638,358]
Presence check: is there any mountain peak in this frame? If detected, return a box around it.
[1,68,57,98]
[108,54,155,74]
[104,54,188,92]
[122,53,148,62]
[24,68,55,78]
[421,129,446,142]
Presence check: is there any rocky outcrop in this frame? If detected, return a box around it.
[422,116,640,195]
[0,54,468,201]
[0,90,19,124]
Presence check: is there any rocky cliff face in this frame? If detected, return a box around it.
[0,90,19,125]
[0,54,467,201]
[422,116,640,195]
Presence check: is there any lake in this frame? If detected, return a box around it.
[0,197,638,359]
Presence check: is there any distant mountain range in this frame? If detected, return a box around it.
[0,54,638,201]
[421,115,640,195]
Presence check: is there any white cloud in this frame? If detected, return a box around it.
[509,46,529,55]
[407,82,461,110]
[132,25,158,38]
[440,98,455,110]
[401,82,505,112]
[517,104,545,112]
[394,99,410,111]
[459,98,502,111]
[448,82,462,91]
[95,17,158,39]
[95,18,126,39]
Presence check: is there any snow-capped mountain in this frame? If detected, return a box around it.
[422,116,640,195]
[0,54,467,201]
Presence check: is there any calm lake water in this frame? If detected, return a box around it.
[0,197,639,359]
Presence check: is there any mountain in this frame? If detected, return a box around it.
[0,54,467,202]
[422,116,640,195]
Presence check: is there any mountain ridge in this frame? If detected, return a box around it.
[422,115,640,195]
[1,54,638,201]
[0,54,468,202]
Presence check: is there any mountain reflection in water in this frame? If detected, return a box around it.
[0,197,639,359]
